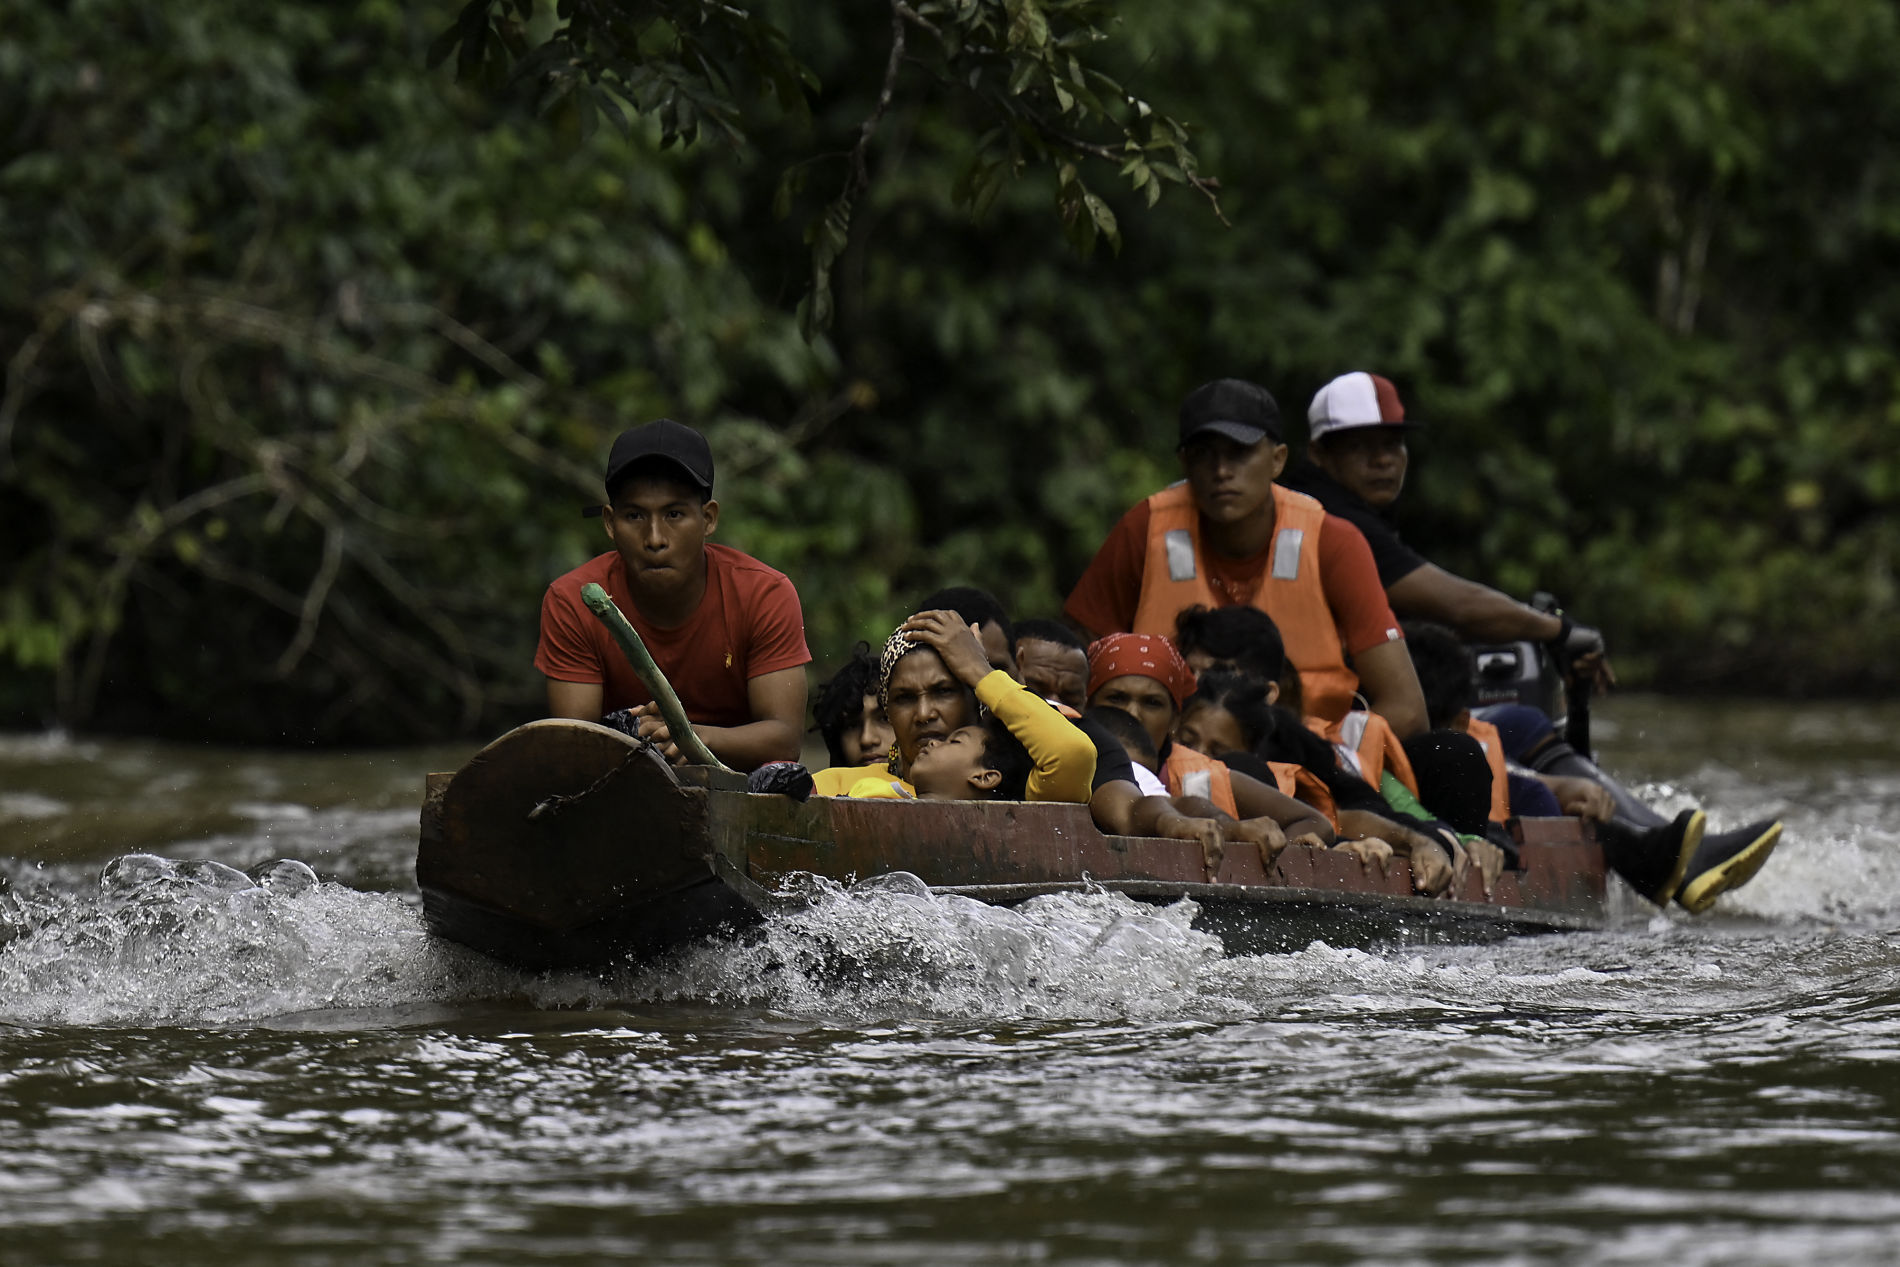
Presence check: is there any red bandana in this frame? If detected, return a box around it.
[1085,633,1197,709]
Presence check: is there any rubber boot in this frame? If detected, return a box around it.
[1594,810,1705,906]
[1530,740,1782,910]
[1675,820,1784,913]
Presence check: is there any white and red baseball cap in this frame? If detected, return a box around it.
[1306,372,1421,443]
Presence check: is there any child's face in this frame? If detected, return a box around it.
[840,692,895,766]
[1174,701,1248,759]
[906,725,998,799]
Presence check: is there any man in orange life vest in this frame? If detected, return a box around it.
[1065,378,1430,740]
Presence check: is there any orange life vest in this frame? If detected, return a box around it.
[1165,742,1341,831]
[1265,760,1340,830]
[1307,709,1418,796]
[1464,716,1512,825]
[1162,743,1238,817]
[1132,483,1359,722]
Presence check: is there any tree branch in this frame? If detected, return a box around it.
[274,523,346,677]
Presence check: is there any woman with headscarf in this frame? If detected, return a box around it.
[808,609,1095,801]
[1085,632,1332,851]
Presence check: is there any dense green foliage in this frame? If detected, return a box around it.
[4,0,1898,742]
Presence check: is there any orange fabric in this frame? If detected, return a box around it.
[1065,500,1400,657]
[1464,716,1512,825]
[1265,760,1340,830]
[1306,709,1419,796]
[1162,744,1239,818]
[1132,484,1359,722]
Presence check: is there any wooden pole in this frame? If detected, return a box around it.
[579,582,736,772]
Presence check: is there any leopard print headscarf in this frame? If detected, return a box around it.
[874,627,923,775]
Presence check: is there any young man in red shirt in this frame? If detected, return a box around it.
[535,419,811,771]
[1065,378,1429,739]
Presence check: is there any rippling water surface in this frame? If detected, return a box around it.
[3,697,1899,1265]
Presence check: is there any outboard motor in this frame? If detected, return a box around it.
[1466,592,1574,722]
[1468,640,1565,722]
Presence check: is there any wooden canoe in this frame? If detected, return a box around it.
[416,719,1609,972]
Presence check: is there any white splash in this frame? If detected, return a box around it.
[0,854,512,1026]
[618,872,1228,1022]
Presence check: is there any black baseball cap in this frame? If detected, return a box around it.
[604,418,714,498]
[1177,379,1283,448]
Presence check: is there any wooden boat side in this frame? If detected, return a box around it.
[417,720,1609,972]
[417,720,756,971]
[706,786,1606,944]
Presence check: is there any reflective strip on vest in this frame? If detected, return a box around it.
[1332,741,1365,779]
[1271,529,1303,580]
[1164,529,1197,582]
[1162,744,1238,818]
[1132,483,1359,721]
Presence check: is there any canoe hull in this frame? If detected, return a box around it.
[417,720,1608,972]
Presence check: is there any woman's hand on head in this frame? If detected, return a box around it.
[899,610,993,686]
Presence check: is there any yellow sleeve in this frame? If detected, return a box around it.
[846,776,914,799]
[811,764,887,797]
[973,670,1096,803]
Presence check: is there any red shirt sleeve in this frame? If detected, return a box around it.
[535,576,609,684]
[1063,501,1151,637]
[740,568,812,678]
[1317,515,1405,656]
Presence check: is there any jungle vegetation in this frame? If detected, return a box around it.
[4,0,1898,742]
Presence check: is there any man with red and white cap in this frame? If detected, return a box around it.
[1285,370,1606,668]
[1285,372,1783,914]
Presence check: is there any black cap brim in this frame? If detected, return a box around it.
[1178,419,1279,448]
[606,454,712,495]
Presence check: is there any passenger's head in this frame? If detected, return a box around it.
[1174,670,1274,758]
[879,627,979,772]
[812,642,895,767]
[906,713,1032,801]
[1403,731,1492,836]
[1012,618,1088,712]
[1085,633,1198,753]
[1173,605,1288,687]
[1402,620,1475,731]
[1086,705,1159,774]
[1306,372,1417,510]
[1177,379,1288,528]
[600,419,719,600]
[915,586,1017,676]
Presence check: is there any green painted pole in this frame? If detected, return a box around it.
[579,582,735,773]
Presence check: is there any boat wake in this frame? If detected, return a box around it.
[3,799,1896,1029]
[0,854,510,1026]
[618,872,1231,1021]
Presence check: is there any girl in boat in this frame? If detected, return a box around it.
[812,610,1097,803]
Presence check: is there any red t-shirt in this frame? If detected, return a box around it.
[1063,499,1400,655]
[535,544,812,725]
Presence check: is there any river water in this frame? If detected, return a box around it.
[2,696,1898,1265]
